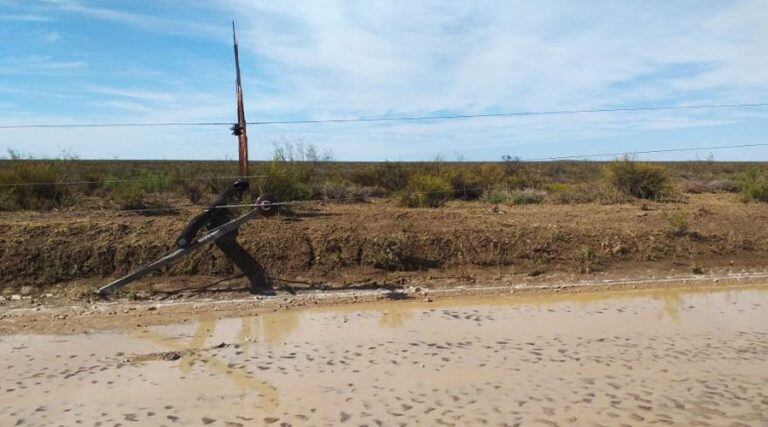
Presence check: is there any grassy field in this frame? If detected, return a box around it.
[1,148,767,212]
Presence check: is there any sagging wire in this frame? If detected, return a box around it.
[1,101,767,129]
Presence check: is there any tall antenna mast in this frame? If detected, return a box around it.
[231,20,248,177]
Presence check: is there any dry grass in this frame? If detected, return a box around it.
[0,144,765,211]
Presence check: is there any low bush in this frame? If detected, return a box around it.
[706,179,739,193]
[480,188,545,205]
[0,162,67,210]
[315,179,386,203]
[110,183,148,210]
[739,168,768,202]
[663,210,690,236]
[349,162,410,192]
[682,180,708,194]
[449,163,506,200]
[364,233,411,270]
[509,189,545,205]
[397,173,452,208]
[546,182,628,204]
[606,159,670,200]
[575,246,600,274]
[683,179,740,194]
[257,161,313,202]
[110,182,176,214]
[177,179,205,204]
[481,188,511,204]
[254,141,331,202]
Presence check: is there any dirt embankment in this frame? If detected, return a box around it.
[1,194,767,296]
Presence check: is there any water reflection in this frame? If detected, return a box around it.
[257,310,299,345]
[133,317,280,411]
[379,308,413,329]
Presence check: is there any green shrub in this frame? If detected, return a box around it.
[481,188,511,204]
[575,246,599,273]
[448,163,507,200]
[364,234,411,270]
[349,162,410,191]
[739,168,768,202]
[315,179,385,203]
[253,140,331,202]
[478,188,546,205]
[110,181,177,214]
[104,170,172,193]
[663,210,689,236]
[606,159,669,200]
[545,182,627,204]
[111,183,147,210]
[509,189,545,205]
[137,170,172,193]
[257,161,313,202]
[397,173,452,208]
[0,162,67,210]
[177,179,205,204]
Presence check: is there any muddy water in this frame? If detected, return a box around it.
[2,286,768,426]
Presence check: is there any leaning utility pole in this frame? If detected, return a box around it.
[97,21,281,297]
[231,20,248,177]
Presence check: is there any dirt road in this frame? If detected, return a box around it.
[2,284,767,426]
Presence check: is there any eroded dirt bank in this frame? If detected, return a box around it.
[1,193,767,298]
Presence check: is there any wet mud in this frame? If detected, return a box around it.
[2,285,767,426]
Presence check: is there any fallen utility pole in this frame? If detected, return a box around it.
[98,21,278,296]
[96,199,275,295]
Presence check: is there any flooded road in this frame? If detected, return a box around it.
[2,285,768,426]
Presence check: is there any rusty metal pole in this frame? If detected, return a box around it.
[232,21,248,177]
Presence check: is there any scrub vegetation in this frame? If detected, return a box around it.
[0,143,761,212]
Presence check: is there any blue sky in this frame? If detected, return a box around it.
[1,0,767,161]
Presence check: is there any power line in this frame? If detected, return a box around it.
[1,102,767,129]
[249,102,768,125]
[526,142,768,161]
[0,121,230,129]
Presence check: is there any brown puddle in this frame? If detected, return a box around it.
[2,285,768,426]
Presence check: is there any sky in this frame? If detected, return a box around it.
[0,0,767,161]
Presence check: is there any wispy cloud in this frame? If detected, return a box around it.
[223,0,768,115]
[87,85,176,103]
[0,13,51,22]
[43,31,61,42]
[1,0,767,160]
[0,55,85,75]
[41,0,223,38]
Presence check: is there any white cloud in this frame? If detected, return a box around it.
[43,30,61,42]
[41,0,223,38]
[222,0,768,114]
[87,85,176,103]
[2,0,768,160]
[0,55,85,74]
[0,13,51,22]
